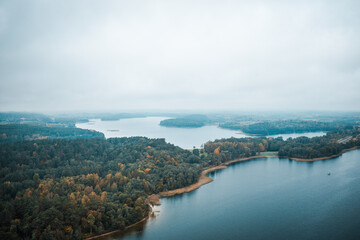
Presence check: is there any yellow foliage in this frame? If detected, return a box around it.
[81,195,90,205]
[69,192,76,202]
[144,168,151,174]
[101,192,108,202]
[89,192,97,199]
[259,143,265,152]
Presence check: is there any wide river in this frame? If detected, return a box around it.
[105,149,360,240]
[76,117,326,149]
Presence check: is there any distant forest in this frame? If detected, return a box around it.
[0,123,359,239]
[0,124,105,143]
[160,114,360,135]
[219,120,339,135]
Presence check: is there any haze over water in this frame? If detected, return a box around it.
[76,117,326,149]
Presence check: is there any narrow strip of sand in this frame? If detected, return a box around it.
[149,155,276,204]
[86,146,359,239]
[150,146,360,203]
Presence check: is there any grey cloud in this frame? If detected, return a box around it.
[0,0,359,112]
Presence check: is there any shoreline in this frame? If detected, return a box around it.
[288,146,359,162]
[85,206,153,240]
[148,146,360,203]
[86,146,359,239]
[149,155,277,204]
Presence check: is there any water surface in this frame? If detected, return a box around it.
[76,117,326,149]
[108,149,360,240]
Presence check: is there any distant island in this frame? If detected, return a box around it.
[159,114,210,128]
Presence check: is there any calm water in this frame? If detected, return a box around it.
[76,117,326,149]
[106,149,360,240]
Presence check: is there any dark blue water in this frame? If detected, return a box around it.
[107,149,360,240]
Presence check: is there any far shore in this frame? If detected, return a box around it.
[288,146,360,162]
[85,145,359,239]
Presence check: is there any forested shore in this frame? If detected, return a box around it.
[0,125,359,239]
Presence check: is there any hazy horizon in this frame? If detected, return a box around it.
[1,0,360,112]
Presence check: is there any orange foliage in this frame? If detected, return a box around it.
[100,192,107,202]
[105,173,112,181]
[81,195,90,205]
[69,192,76,202]
[65,226,73,233]
[214,147,220,155]
[23,189,32,198]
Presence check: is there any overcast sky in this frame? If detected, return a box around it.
[0,0,359,112]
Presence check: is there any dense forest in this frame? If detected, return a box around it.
[204,127,360,162]
[160,115,210,128]
[219,120,340,135]
[0,125,105,143]
[159,114,360,136]
[0,137,202,239]
[0,122,359,239]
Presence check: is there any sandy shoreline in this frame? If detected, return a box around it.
[86,146,359,239]
[149,155,277,204]
[148,146,360,204]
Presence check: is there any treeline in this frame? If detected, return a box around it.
[0,124,105,143]
[203,127,360,160]
[203,138,266,165]
[160,114,210,128]
[0,137,201,239]
[277,127,360,158]
[219,120,341,135]
[1,126,360,239]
